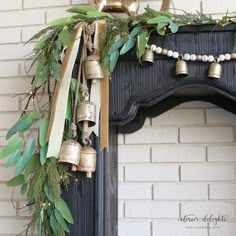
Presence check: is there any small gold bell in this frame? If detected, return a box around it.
[77,146,97,178]
[176,59,188,78]
[58,140,81,166]
[77,100,96,127]
[142,49,154,65]
[84,55,104,80]
[208,59,221,79]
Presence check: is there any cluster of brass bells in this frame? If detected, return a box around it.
[59,96,97,178]
[77,97,97,178]
[142,49,222,80]
[58,52,105,178]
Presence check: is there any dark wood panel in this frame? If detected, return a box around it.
[110,24,236,126]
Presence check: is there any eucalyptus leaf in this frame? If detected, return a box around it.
[108,37,125,55]
[34,35,48,50]
[136,29,148,58]
[130,26,142,38]
[66,92,72,121]
[20,182,28,195]
[44,182,54,202]
[15,138,35,176]
[39,117,49,147]
[0,138,23,159]
[120,38,135,55]
[156,27,166,36]
[40,145,47,166]
[41,65,49,84]
[40,208,44,223]
[34,59,45,85]
[110,50,120,72]
[67,5,97,14]
[37,217,42,236]
[5,149,21,168]
[132,20,141,25]
[170,21,179,33]
[7,174,25,187]
[50,214,57,234]
[103,55,110,66]
[155,10,173,17]
[51,63,60,81]
[54,198,74,224]
[49,17,75,26]
[23,154,38,179]
[22,111,41,121]
[6,119,33,140]
[144,8,173,17]
[144,7,160,16]
[55,209,70,233]
[147,15,171,24]
[87,11,113,19]
[157,22,168,31]
[47,206,53,216]
[70,78,77,93]
[59,28,71,47]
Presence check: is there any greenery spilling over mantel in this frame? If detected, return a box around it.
[0,5,236,235]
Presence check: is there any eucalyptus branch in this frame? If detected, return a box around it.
[21,86,42,116]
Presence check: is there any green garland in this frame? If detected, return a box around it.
[0,4,236,235]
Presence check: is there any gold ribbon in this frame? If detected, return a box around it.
[89,20,109,150]
[46,23,83,159]
[98,21,109,150]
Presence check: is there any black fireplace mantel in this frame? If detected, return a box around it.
[110,24,236,131]
[63,24,236,236]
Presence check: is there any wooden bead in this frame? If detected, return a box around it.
[161,48,168,55]
[231,53,236,59]
[196,55,202,61]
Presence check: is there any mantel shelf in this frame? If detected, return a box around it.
[109,24,236,129]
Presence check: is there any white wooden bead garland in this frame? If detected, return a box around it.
[147,44,236,62]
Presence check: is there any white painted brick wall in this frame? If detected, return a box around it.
[119,104,236,236]
[0,0,236,235]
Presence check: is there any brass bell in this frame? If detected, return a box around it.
[208,60,221,79]
[84,54,104,80]
[77,100,96,127]
[142,49,154,65]
[77,146,97,178]
[176,59,188,78]
[58,140,81,166]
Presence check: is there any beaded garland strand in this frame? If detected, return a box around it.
[147,44,236,62]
